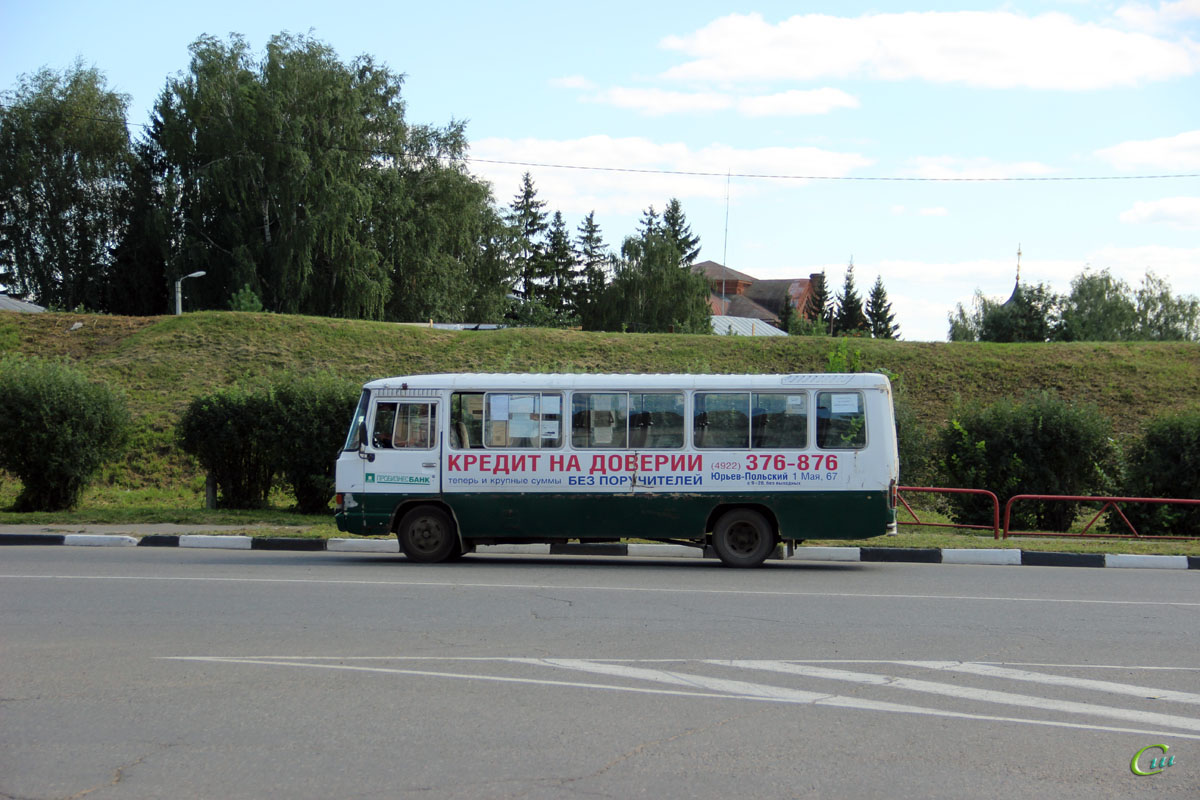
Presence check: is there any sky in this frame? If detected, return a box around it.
[2,0,1198,340]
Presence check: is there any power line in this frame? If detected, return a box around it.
[466,157,1200,182]
[4,101,1197,182]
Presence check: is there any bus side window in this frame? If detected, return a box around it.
[631,393,684,449]
[372,402,398,449]
[816,392,866,449]
[450,393,485,450]
[572,393,628,448]
[751,393,807,448]
[393,403,436,449]
[484,393,562,449]
[694,393,750,449]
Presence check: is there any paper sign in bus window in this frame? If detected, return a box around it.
[831,394,859,413]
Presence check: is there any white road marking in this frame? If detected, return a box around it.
[163,656,1200,741]
[975,661,1200,672]
[704,660,1200,732]
[897,661,1200,704]
[6,573,1200,607]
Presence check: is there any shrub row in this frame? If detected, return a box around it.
[1,355,1197,535]
[931,392,1199,535]
[176,375,360,512]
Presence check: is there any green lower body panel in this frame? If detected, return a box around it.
[337,491,893,542]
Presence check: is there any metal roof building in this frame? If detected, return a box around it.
[0,293,45,313]
[710,315,786,337]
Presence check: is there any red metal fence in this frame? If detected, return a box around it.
[897,487,1200,540]
[1002,494,1200,540]
[897,486,1001,539]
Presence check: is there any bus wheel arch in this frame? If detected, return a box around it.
[710,506,778,568]
[395,503,461,563]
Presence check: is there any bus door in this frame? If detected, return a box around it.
[361,399,442,521]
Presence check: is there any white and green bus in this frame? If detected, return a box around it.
[335,373,899,568]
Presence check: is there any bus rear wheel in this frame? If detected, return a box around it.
[397,506,458,563]
[712,509,776,568]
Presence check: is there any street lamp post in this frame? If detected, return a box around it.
[174,271,206,315]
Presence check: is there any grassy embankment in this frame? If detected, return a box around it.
[2,310,1198,555]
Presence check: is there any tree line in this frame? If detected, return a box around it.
[949,269,1200,342]
[0,33,711,333]
[786,262,900,339]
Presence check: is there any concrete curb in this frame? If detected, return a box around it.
[1,533,1196,570]
[179,535,252,550]
[941,548,1024,566]
[327,538,397,553]
[64,533,138,547]
[1104,553,1190,570]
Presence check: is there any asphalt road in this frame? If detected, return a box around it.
[2,546,1198,799]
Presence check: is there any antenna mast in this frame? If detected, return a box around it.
[721,170,731,310]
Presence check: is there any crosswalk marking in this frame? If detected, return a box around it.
[164,655,1200,741]
[897,660,1200,704]
[703,660,1200,732]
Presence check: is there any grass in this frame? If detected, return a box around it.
[2,310,1199,556]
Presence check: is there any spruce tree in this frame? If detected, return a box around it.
[505,172,548,302]
[542,211,578,322]
[661,198,701,265]
[575,211,610,324]
[866,275,899,339]
[833,261,868,335]
[803,272,831,335]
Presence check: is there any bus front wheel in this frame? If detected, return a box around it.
[712,509,776,568]
[397,506,459,563]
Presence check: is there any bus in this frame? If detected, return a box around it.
[334,373,899,568]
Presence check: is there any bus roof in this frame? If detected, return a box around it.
[362,373,893,392]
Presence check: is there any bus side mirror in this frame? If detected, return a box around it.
[357,425,375,462]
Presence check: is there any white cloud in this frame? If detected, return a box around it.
[659,11,1197,90]
[587,87,732,115]
[1119,197,1200,228]
[888,205,950,217]
[749,246,1200,341]
[1081,245,1200,300]
[468,135,873,214]
[736,88,859,116]
[1095,129,1200,171]
[902,156,1057,179]
[580,86,858,117]
[550,75,595,90]
[1115,0,1200,34]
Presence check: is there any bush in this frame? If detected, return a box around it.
[938,392,1115,530]
[177,375,359,512]
[0,355,130,510]
[272,374,360,513]
[177,386,276,509]
[228,284,264,312]
[894,391,936,489]
[1121,409,1200,535]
